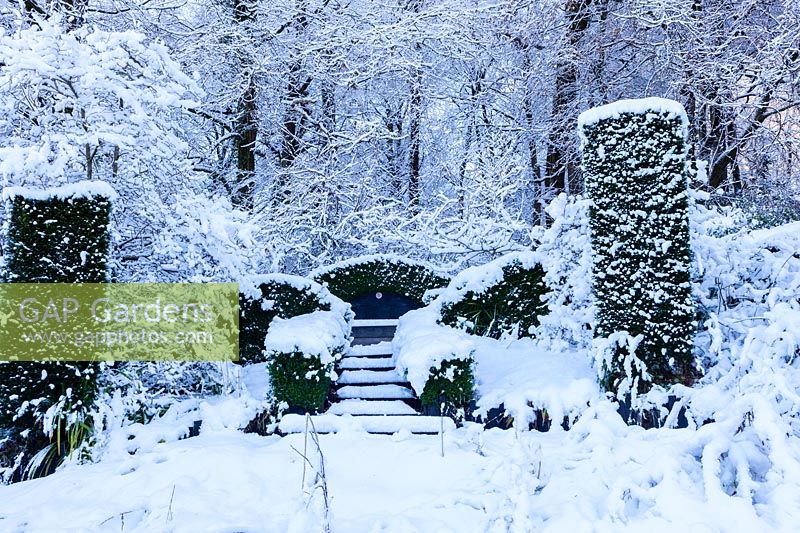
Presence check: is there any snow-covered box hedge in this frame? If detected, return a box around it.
[311,254,449,305]
[0,181,114,482]
[393,305,475,416]
[579,98,695,395]
[264,310,351,414]
[437,252,550,339]
[239,274,352,363]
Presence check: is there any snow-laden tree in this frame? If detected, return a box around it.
[580,98,696,397]
[0,16,202,279]
[0,16,198,186]
[11,0,793,277]
[153,194,271,282]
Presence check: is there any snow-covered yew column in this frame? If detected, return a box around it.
[0,181,115,481]
[3,182,115,282]
[578,98,695,396]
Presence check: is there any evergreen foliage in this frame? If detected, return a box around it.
[313,255,449,305]
[267,350,339,414]
[419,358,475,417]
[3,190,112,282]
[438,260,549,339]
[0,183,113,482]
[579,99,696,395]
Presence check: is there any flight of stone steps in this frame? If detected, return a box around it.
[279,319,456,435]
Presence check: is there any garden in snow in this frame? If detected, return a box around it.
[1,4,800,532]
[1,97,799,532]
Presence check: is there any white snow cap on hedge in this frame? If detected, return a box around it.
[2,180,118,202]
[433,250,543,310]
[577,97,688,139]
[309,253,447,279]
[239,273,351,318]
[393,305,475,395]
[264,310,350,367]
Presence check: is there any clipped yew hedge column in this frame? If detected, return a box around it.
[0,181,115,481]
[578,98,695,396]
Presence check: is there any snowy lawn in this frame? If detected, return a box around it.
[1,408,796,532]
[3,335,798,532]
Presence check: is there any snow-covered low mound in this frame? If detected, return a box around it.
[394,305,600,424]
[472,338,600,426]
[264,310,350,366]
[392,305,475,394]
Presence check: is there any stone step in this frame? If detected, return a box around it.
[278,413,455,435]
[327,399,418,416]
[338,369,406,385]
[351,319,400,327]
[352,324,396,340]
[339,356,395,370]
[337,384,415,400]
[352,337,394,346]
[345,341,392,358]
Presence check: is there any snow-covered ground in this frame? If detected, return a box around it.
[3,202,800,531]
[2,340,799,532]
[1,408,794,532]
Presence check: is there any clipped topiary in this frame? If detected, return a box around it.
[267,352,336,414]
[393,304,476,422]
[0,181,115,482]
[239,274,350,364]
[2,183,113,283]
[263,310,349,414]
[312,255,449,306]
[438,252,550,339]
[578,98,695,396]
[419,358,475,418]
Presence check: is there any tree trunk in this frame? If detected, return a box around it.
[230,0,258,209]
[408,50,423,212]
[545,0,593,196]
[232,81,257,208]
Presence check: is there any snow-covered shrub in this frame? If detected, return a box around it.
[98,361,229,424]
[312,254,449,305]
[239,274,351,363]
[708,176,800,231]
[0,182,114,482]
[579,98,695,396]
[393,305,475,414]
[120,194,258,422]
[687,209,800,411]
[437,252,549,339]
[419,359,475,417]
[530,194,595,350]
[264,311,350,414]
[154,194,269,282]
